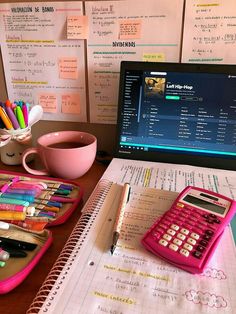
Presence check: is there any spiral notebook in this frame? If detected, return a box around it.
[27,179,236,314]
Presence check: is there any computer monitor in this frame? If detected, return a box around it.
[115,61,236,170]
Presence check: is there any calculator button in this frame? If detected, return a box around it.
[187,238,196,245]
[205,230,214,236]
[203,234,212,241]
[200,240,208,247]
[177,202,184,208]
[177,233,186,241]
[196,245,205,252]
[163,234,172,241]
[180,228,189,235]
[180,249,189,257]
[151,231,161,240]
[169,243,178,251]
[209,214,217,219]
[167,229,176,236]
[193,251,202,259]
[159,239,168,246]
[183,243,193,251]
[214,218,221,224]
[159,223,168,230]
[171,224,179,231]
[173,238,182,246]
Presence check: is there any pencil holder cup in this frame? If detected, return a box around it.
[0,127,33,165]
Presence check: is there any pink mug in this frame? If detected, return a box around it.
[22,131,97,179]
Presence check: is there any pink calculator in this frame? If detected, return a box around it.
[141,186,236,274]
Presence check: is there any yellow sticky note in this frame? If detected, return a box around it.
[38,93,57,113]
[67,15,88,39]
[119,19,142,40]
[61,94,81,114]
[143,53,165,62]
[58,57,78,80]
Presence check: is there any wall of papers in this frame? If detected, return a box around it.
[0,0,235,124]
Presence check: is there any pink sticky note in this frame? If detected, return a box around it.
[119,19,142,40]
[67,15,89,39]
[38,93,57,113]
[58,57,78,80]
[61,94,81,114]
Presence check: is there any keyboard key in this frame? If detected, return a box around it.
[169,243,178,251]
[171,224,180,231]
[163,234,172,241]
[167,229,176,236]
[183,243,193,251]
[180,228,189,235]
[173,238,182,246]
[177,233,186,241]
[159,239,168,246]
[180,248,189,257]
[187,238,196,245]
[190,232,200,240]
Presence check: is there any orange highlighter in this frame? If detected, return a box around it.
[0,107,13,130]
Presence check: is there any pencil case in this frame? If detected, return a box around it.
[0,222,53,294]
[0,170,84,294]
[0,170,83,229]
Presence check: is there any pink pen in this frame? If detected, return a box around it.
[0,203,28,212]
[22,103,28,127]
[0,177,20,194]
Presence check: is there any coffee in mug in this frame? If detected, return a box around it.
[22,131,97,179]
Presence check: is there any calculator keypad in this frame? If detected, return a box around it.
[152,202,221,260]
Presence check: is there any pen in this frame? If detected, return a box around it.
[0,236,37,251]
[5,106,20,129]
[110,183,131,255]
[0,247,10,261]
[0,176,20,194]
[0,106,13,129]
[16,105,26,128]
[1,245,27,258]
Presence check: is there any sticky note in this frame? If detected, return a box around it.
[61,94,81,114]
[119,19,142,40]
[58,57,78,80]
[38,93,57,113]
[67,15,89,40]
[143,53,165,62]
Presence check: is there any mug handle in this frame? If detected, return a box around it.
[22,147,50,176]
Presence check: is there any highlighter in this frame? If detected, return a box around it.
[0,107,13,129]
[16,105,26,128]
[0,211,26,220]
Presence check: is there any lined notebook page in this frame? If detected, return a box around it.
[38,183,236,314]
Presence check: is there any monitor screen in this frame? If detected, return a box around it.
[115,61,236,170]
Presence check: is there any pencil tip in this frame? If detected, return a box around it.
[110,245,115,255]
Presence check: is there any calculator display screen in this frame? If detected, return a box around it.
[183,194,226,215]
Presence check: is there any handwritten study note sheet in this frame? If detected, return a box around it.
[85,0,184,124]
[41,183,236,313]
[0,2,87,122]
[182,0,236,63]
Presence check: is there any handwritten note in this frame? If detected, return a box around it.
[67,15,89,40]
[61,94,81,114]
[38,93,57,113]
[41,183,236,313]
[182,0,236,63]
[58,57,78,80]
[119,19,142,40]
[0,2,87,122]
[143,52,165,62]
[86,0,184,124]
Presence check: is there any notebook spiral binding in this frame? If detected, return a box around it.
[26,179,113,314]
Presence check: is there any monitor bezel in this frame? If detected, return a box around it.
[114,61,236,170]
